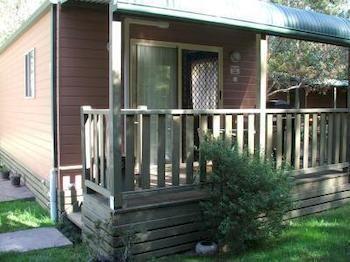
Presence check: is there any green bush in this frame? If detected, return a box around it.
[200,138,293,253]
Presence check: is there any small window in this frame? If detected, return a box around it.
[24,49,35,98]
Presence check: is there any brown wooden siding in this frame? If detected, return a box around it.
[0,10,52,180]
[58,5,109,189]
[129,20,257,109]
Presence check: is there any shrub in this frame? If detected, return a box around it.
[200,138,292,253]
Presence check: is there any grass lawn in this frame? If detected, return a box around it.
[0,244,88,262]
[0,199,89,261]
[162,204,350,262]
[2,200,350,261]
[0,199,53,233]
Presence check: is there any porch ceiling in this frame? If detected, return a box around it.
[113,0,350,47]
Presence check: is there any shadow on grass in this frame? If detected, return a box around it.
[0,200,53,233]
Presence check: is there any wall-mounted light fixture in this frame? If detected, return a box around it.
[230,51,241,62]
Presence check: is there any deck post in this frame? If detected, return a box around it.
[256,34,268,156]
[108,2,123,209]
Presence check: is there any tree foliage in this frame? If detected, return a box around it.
[268,0,350,98]
[0,0,45,46]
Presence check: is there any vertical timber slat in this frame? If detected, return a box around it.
[303,114,309,169]
[80,106,90,194]
[186,115,194,184]
[172,115,181,186]
[157,114,166,187]
[276,114,282,167]
[237,114,244,153]
[141,115,151,189]
[93,115,99,185]
[334,113,341,164]
[248,114,255,155]
[311,114,317,167]
[200,115,208,133]
[294,114,301,169]
[285,114,292,165]
[266,114,273,158]
[125,115,135,191]
[98,114,105,188]
[225,115,233,143]
[341,113,348,163]
[320,114,326,165]
[213,115,221,138]
[327,114,334,165]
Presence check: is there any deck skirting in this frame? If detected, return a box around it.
[82,170,350,260]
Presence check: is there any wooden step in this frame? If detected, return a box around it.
[67,212,83,229]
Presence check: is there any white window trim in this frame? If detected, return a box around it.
[24,48,36,99]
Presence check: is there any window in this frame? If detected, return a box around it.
[24,49,35,98]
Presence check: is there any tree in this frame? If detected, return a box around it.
[268,0,350,102]
[0,0,45,46]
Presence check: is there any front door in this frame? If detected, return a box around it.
[131,40,222,166]
[133,43,177,165]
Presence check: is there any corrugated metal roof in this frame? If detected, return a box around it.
[114,0,350,46]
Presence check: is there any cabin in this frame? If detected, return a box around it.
[1,0,350,259]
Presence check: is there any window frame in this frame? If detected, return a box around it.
[129,39,223,109]
[24,48,36,99]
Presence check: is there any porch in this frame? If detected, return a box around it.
[81,106,350,196]
[80,107,350,258]
[77,0,350,259]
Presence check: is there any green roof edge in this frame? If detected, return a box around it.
[114,2,350,47]
[0,0,52,55]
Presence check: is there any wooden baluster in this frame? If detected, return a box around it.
[225,115,233,144]
[311,114,318,167]
[303,114,309,169]
[341,113,348,163]
[334,113,341,164]
[125,114,135,191]
[80,107,88,193]
[213,115,221,138]
[93,114,99,185]
[98,114,105,188]
[285,114,292,165]
[327,114,334,165]
[320,113,326,165]
[276,114,282,168]
[294,114,301,169]
[200,114,208,134]
[186,115,194,184]
[237,114,244,153]
[88,114,93,181]
[248,114,255,155]
[141,114,151,189]
[157,114,166,187]
[266,114,273,159]
[172,115,181,186]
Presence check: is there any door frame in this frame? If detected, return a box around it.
[129,38,224,109]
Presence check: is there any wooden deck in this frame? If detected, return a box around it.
[81,169,350,260]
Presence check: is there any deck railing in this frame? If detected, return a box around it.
[265,108,349,174]
[80,107,110,197]
[81,107,350,196]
